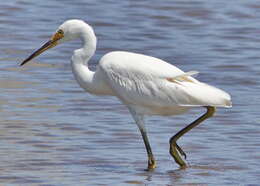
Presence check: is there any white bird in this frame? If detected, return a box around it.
[21,19,232,170]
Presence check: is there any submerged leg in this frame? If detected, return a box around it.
[169,106,216,168]
[139,124,156,170]
[128,108,156,170]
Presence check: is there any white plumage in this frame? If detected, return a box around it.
[98,51,231,116]
[21,19,232,170]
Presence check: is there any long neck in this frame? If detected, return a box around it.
[71,25,113,95]
[72,24,97,65]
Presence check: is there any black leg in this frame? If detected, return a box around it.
[139,127,156,170]
[169,106,216,168]
[128,107,156,170]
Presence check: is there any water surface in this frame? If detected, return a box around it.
[1,0,260,185]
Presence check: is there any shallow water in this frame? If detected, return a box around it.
[1,0,260,185]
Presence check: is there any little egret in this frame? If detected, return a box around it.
[21,19,232,170]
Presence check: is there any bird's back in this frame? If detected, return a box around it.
[98,51,231,115]
[99,51,186,79]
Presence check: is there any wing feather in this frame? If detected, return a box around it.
[99,51,231,108]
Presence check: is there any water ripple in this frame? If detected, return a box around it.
[0,0,260,185]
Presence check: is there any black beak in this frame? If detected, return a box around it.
[20,39,58,66]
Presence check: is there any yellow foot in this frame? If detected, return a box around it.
[147,163,156,171]
[179,163,188,169]
[146,159,156,171]
[170,143,188,168]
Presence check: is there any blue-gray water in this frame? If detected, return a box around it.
[1,0,260,185]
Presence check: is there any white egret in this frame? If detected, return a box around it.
[21,19,232,170]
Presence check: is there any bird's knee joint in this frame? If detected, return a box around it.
[169,137,177,147]
[206,106,216,117]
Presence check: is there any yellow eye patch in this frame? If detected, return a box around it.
[51,29,64,41]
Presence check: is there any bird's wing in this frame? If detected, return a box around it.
[99,51,231,108]
[99,51,189,79]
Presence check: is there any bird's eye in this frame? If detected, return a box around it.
[57,29,64,34]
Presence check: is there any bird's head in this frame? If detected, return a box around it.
[20,19,88,66]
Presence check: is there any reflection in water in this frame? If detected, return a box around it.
[1,0,260,185]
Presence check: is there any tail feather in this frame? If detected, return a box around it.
[179,82,232,107]
[175,81,232,107]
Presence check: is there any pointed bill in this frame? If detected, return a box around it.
[20,40,57,66]
[20,30,64,66]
